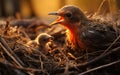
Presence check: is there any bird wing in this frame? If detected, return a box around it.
[80,24,117,49]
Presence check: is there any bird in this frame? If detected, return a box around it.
[27,33,54,53]
[48,5,119,51]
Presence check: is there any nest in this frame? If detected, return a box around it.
[0,18,120,75]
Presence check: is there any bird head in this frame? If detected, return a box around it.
[35,33,53,46]
[49,5,88,49]
[48,5,88,28]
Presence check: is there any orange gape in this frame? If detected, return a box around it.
[49,5,117,50]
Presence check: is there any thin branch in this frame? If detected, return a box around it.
[102,35,120,55]
[78,59,120,75]
[0,59,42,72]
[0,36,25,67]
[51,47,120,74]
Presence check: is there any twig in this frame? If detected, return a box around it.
[0,36,25,67]
[28,46,48,59]
[95,0,108,15]
[77,50,103,60]
[0,59,42,72]
[52,47,120,74]
[102,35,120,55]
[73,47,120,70]
[78,59,120,75]
[16,41,48,59]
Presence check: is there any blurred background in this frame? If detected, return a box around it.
[0,0,120,19]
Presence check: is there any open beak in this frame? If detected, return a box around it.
[48,12,64,26]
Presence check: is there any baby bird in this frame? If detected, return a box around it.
[27,33,53,53]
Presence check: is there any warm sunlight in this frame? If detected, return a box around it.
[0,0,120,75]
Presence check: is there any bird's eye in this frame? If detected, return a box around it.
[43,39,47,42]
[65,13,72,18]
